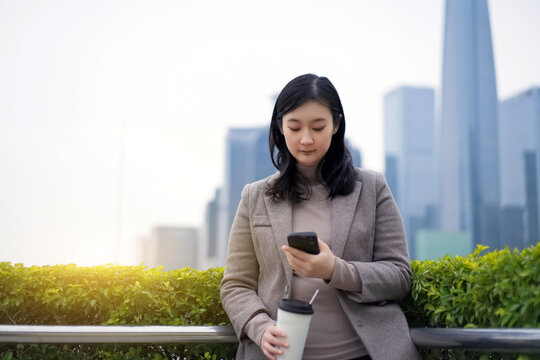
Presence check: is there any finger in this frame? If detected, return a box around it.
[262,339,283,357]
[268,335,289,349]
[285,255,308,275]
[282,251,295,268]
[262,348,277,360]
[272,338,289,349]
[282,250,307,273]
[268,326,289,348]
[269,326,288,343]
[263,341,279,355]
[282,245,312,261]
[265,342,284,356]
[282,249,293,261]
[291,261,313,276]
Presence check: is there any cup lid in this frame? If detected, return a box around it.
[278,299,313,314]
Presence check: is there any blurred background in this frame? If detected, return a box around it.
[1,0,539,268]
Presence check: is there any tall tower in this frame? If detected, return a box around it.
[499,88,540,249]
[217,127,275,263]
[438,0,500,249]
[384,86,438,259]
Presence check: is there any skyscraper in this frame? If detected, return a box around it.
[210,127,275,265]
[438,0,500,249]
[199,188,223,269]
[384,86,438,258]
[499,87,540,249]
[223,127,275,242]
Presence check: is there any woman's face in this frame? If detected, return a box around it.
[280,100,338,167]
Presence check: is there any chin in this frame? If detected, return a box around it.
[298,160,319,167]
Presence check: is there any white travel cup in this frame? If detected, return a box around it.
[275,298,314,360]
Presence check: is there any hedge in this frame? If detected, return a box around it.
[1,243,539,359]
[400,243,540,360]
[0,264,235,359]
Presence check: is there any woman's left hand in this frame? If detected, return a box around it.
[281,239,336,280]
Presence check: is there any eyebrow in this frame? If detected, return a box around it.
[285,118,328,123]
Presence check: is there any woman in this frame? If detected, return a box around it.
[220,74,420,360]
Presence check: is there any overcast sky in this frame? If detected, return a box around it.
[1,0,539,266]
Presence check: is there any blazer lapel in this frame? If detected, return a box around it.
[263,190,294,285]
[331,179,363,258]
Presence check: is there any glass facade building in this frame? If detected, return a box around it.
[219,127,276,262]
[199,188,222,268]
[439,0,500,249]
[384,86,438,259]
[499,87,540,249]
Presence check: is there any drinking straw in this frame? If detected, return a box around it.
[309,289,320,305]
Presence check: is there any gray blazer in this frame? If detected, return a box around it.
[220,168,421,360]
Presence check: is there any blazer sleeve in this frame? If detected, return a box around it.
[349,171,413,303]
[220,184,272,341]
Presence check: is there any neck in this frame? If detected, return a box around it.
[296,163,319,185]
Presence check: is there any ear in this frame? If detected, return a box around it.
[332,114,343,135]
[279,126,284,135]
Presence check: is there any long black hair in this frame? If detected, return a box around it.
[265,74,357,202]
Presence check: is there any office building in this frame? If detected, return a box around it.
[199,188,224,269]
[220,127,275,254]
[438,0,500,249]
[143,226,199,270]
[384,86,437,259]
[499,87,540,249]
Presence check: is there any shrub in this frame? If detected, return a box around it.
[0,263,235,359]
[401,242,540,359]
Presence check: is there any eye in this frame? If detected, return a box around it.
[313,127,326,132]
[288,127,300,132]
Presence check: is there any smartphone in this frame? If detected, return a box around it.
[287,231,320,254]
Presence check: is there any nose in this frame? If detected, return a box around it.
[300,131,314,146]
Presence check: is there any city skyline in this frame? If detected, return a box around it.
[383,0,540,260]
[438,0,500,249]
[1,0,540,266]
[385,82,540,260]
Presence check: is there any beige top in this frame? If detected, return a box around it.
[244,165,367,359]
[290,164,367,359]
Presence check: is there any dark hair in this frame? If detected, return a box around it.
[265,73,357,202]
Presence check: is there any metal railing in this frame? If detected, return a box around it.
[410,328,540,353]
[0,325,237,344]
[1,325,539,352]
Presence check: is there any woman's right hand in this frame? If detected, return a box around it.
[261,325,288,360]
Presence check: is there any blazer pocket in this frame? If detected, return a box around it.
[252,215,271,227]
[251,215,275,265]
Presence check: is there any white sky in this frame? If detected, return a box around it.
[1,0,539,266]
